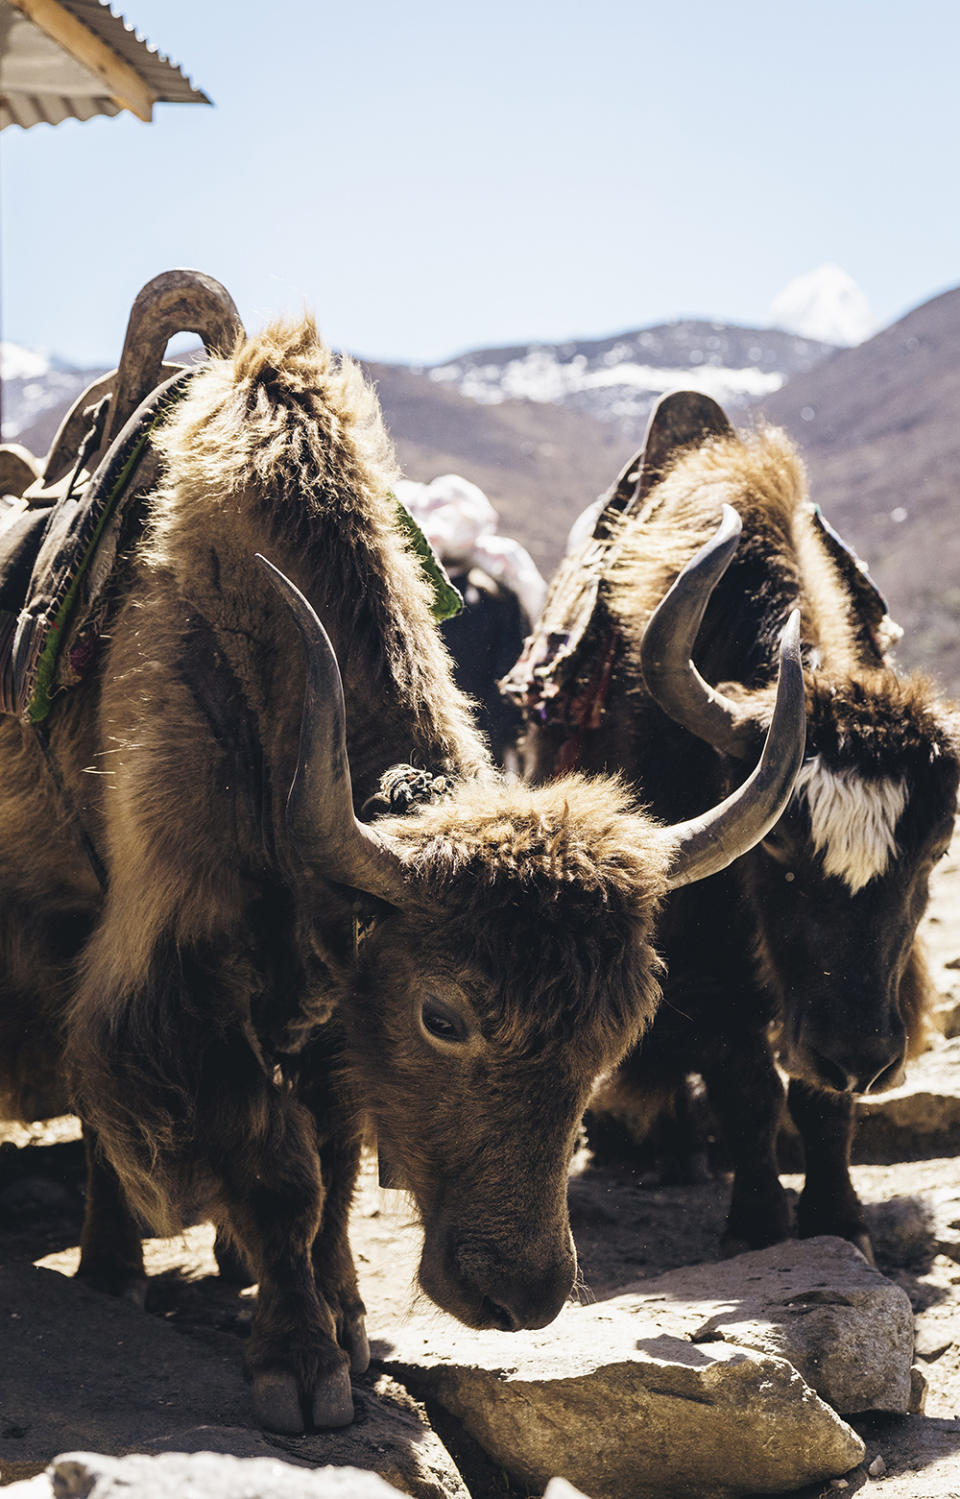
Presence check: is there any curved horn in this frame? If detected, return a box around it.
[106,269,246,444]
[255,555,412,905]
[665,609,805,889]
[642,504,757,758]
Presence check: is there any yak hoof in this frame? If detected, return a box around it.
[312,1363,354,1428]
[120,1278,148,1310]
[253,1371,307,1434]
[344,1313,370,1373]
[851,1230,876,1267]
[76,1265,148,1308]
[719,1234,753,1260]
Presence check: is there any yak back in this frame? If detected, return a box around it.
[608,426,959,778]
[510,423,957,850]
[608,425,867,690]
[137,317,490,805]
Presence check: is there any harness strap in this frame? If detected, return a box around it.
[32,722,108,893]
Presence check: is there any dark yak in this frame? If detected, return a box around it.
[509,392,959,1260]
[0,281,803,1434]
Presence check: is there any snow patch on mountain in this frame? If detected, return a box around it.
[427,321,834,437]
[1,342,51,382]
[768,266,877,347]
[1,343,107,443]
[2,311,839,454]
[430,350,784,408]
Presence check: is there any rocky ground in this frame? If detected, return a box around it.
[5,846,960,1499]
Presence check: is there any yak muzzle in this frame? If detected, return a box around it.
[791,1026,906,1095]
[419,1229,576,1332]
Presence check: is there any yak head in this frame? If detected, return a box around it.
[745,674,959,1094]
[258,540,803,1332]
[641,507,960,1097]
[349,776,670,1330]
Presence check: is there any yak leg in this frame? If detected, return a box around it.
[213,1227,253,1285]
[702,1029,792,1253]
[76,1123,146,1304]
[310,1129,368,1374]
[787,1078,872,1262]
[70,919,355,1433]
[294,1042,369,1374]
[658,1076,713,1187]
[203,1038,354,1433]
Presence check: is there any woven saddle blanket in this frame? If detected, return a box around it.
[0,369,194,724]
[502,465,900,745]
[0,368,461,728]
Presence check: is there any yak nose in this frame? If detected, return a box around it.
[454,1239,576,1331]
[808,1033,906,1095]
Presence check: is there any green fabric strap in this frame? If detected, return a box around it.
[27,441,462,724]
[392,499,463,622]
[27,386,188,724]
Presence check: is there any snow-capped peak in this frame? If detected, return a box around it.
[1,341,51,381]
[768,266,877,347]
[0,343,107,443]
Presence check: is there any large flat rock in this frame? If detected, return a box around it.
[0,1265,465,1498]
[1,1457,591,1499]
[0,1263,246,1482]
[375,1298,866,1499]
[615,1234,915,1414]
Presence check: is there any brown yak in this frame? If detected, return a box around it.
[0,308,802,1435]
[509,391,960,1261]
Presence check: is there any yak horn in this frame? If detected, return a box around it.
[664,608,804,889]
[255,556,412,906]
[642,505,760,758]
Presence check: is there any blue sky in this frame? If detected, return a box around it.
[3,0,959,366]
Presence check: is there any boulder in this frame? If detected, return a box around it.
[3,1453,410,1499]
[0,1265,465,1498]
[615,1234,915,1414]
[140,1382,470,1499]
[376,1300,865,1499]
[0,1482,47,1499]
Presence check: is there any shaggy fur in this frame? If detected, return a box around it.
[0,316,680,1431]
[794,757,906,892]
[522,413,960,1257]
[378,773,672,1053]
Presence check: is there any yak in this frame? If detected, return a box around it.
[509,390,960,1262]
[0,281,803,1435]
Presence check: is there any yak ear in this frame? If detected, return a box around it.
[664,608,805,890]
[635,390,735,502]
[255,555,414,908]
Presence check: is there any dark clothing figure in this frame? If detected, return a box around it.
[443,566,528,766]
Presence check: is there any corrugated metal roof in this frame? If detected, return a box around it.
[0,0,210,130]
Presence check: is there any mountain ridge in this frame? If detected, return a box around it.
[5,281,958,689]
[758,283,960,688]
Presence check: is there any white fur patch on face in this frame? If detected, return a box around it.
[793,756,908,893]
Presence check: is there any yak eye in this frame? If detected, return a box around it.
[420,997,470,1046]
